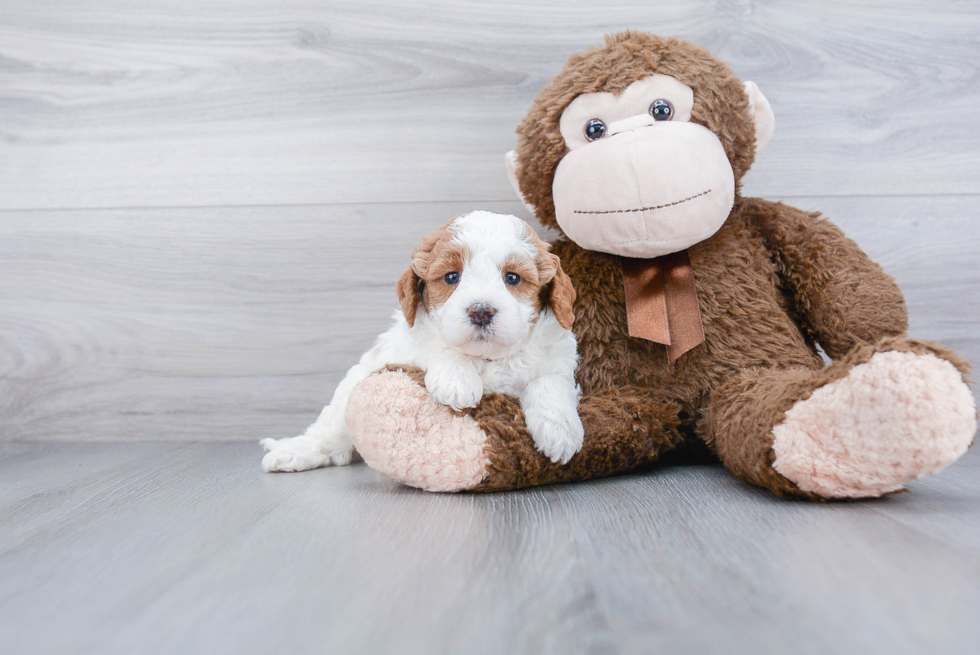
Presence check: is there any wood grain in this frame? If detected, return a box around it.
[1,0,979,210]
[0,196,976,442]
[1,441,978,654]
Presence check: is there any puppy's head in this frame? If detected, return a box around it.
[397,211,575,358]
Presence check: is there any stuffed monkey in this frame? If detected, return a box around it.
[345,31,977,499]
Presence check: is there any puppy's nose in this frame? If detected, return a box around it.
[468,303,496,327]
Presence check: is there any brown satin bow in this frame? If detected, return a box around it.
[621,250,705,364]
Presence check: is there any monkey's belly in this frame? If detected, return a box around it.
[566,228,823,398]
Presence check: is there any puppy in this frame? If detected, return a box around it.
[261,211,584,472]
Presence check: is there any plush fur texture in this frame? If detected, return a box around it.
[262,211,584,472]
[346,366,491,492]
[469,385,685,492]
[771,351,977,498]
[515,31,758,229]
[548,72,740,259]
[344,32,977,498]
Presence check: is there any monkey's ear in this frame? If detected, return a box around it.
[743,81,775,154]
[505,150,537,216]
[396,268,423,328]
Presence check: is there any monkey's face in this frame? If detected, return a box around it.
[506,37,775,258]
[553,74,734,258]
[549,75,737,258]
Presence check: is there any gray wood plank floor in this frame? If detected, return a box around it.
[2,441,979,655]
[2,2,979,653]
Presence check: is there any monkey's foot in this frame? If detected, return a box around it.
[346,366,490,492]
[772,351,977,498]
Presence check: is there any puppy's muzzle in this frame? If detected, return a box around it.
[467,303,496,327]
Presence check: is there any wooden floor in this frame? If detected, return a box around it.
[1,442,979,655]
[2,2,979,653]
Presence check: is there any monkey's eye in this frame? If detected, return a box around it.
[504,272,521,286]
[444,272,460,285]
[649,99,674,121]
[585,119,606,141]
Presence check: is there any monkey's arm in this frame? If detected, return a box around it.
[742,197,907,359]
[345,364,687,492]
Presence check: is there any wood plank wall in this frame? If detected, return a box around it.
[1,1,978,441]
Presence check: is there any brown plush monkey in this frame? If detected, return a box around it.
[346,31,977,499]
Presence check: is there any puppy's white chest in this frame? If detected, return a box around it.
[474,356,533,398]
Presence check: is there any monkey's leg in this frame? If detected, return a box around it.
[345,365,685,492]
[701,337,977,500]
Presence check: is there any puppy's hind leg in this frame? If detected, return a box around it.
[261,324,406,472]
[261,367,368,472]
[260,403,345,472]
[261,436,331,473]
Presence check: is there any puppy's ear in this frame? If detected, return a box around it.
[396,267,423,327]
[539,253,576,330]
[530,231,576,330]
[397,219,455,327]
[528,228,576,330]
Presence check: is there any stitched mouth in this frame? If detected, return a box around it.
[573,189,711,215]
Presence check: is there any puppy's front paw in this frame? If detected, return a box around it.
[524,406,585,465]
[425,365,484,411]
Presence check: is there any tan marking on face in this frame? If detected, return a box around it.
[502,255,542,308]
[399,214,576,330]
[508,227,577,329]
[419,238,468,311]
[397,218,458,327]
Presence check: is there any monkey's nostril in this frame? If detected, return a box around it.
[468,303,496,327]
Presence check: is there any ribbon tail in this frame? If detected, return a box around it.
[663,250,705,364]
[622,258,671,345]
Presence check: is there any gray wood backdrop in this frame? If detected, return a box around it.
[2,0,978,442]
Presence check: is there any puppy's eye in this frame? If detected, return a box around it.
[649,99,673,121]
[585,119,606,141]
[504,272,521,286]
[444,272,460,285]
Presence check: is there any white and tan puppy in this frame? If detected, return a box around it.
[261,211,584,472]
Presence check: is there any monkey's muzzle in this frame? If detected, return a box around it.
[552,121,735,258]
